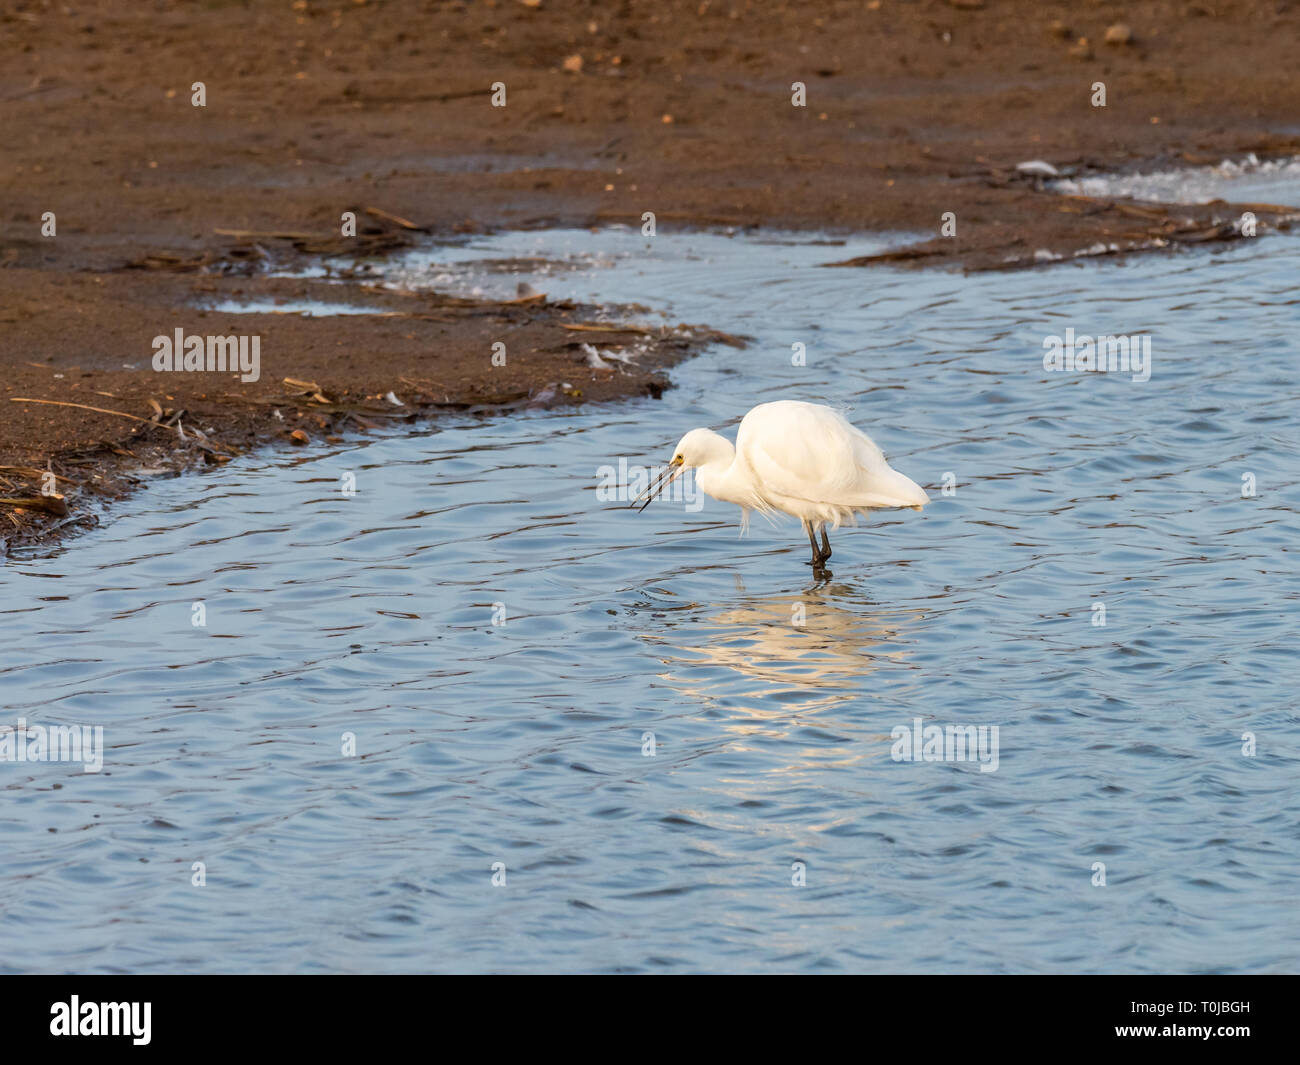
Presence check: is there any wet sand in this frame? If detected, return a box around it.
[3,0,1299,549]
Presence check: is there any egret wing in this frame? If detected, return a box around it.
[738,401,927,509]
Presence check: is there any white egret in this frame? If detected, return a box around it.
[635,400,929,577]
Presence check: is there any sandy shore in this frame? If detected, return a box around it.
[3,0,1299,549]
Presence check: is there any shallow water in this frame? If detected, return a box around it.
[2,220,1298,973]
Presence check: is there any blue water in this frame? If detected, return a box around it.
[1,225,1297,973]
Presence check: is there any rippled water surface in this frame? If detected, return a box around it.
[2,222,1298,973]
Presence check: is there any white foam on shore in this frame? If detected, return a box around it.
[1050,153,1300,205]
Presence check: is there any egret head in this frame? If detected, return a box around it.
[634,428,731,511]
[670,427,732,471]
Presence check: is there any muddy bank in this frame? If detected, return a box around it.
[0,259,729,552]
[3,0,1300,549]
[7,0,1298,257]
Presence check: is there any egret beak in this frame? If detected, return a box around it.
[632,457,684,511]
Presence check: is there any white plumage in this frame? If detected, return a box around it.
[637,400,929,575]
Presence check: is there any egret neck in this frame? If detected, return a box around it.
[689,431,753,508]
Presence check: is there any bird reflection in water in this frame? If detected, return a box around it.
[643,576,925,729]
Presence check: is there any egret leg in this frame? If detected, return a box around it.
[804,522,832,578]
[804,522,821,567]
